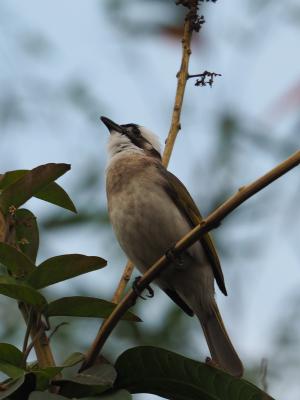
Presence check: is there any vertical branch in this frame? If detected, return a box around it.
[109,2,197,306]
[162,10,193,167]
[111,261,134,304]
[19,304,56,368]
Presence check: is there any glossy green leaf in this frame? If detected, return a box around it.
[0,170,28,190]
[0,276,47,308]
[29,393,68,400]
[0,346,26,394]
[34,182,76,213]
[0,362,25,379]
[98,390,132,399]
[0,169,76,213]
[0,163,70,214]
[45,296,141,321]
[28,391,131,400]
[0,343,23,367]
[115,347,275,400]
[0,376,25,400]
[56,364,117,398]
[15,209,39,263]
[33,353,85,381]
[31,353,85,392]
[61,352,85,368]
[27,254,107,289]
[0,243,36,277]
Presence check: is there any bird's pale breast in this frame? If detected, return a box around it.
[106,154,204,270]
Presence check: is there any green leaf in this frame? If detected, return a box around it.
[61,352,85,368]
[98,390,132,399]
[34,182,76,213]
[31,353,85,391]
[33,353,85,380]
[0,243,36,277]
[115,346,275,400]
[27,254,107,289]
[0,343,25,390]
[0,169,76,213]
[0,163,70,214]
[28,391,131,400]
[45,296,141,321]
[55,364,117,398]
[15,209,39,263]
[0,376,25,400]
[0,362,25,379]
[29,393,69,400]
[0,170,28,190]
[0,343,23,366]
[0,276,47,308]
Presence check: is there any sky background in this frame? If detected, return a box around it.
[0,1,300,399]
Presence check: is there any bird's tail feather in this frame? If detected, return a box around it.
[197,300,244,377]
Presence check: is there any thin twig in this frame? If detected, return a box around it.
[188,71,222,87]
[80,150,300,371]
[107,3,197,306]
[22,325,44,363]
[48,322,69,342]
[111,261,134,304]
[19,294,56,368]
[162,7,194,166]
[22,307,33,354]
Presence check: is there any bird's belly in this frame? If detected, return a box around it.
[108,184,205,273]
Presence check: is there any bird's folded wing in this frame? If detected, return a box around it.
[156,164,227,296]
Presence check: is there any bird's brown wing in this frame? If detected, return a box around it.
[157,164,227,296]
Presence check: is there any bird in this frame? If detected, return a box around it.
[102,116,243,377]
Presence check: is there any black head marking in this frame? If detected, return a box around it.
[120,123,161,160]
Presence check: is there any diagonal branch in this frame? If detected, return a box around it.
[80,150,300,371]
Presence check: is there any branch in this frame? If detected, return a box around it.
[19,303,56,368]
[80,150,300,371]
[111,260,134,304]
[162,4,194,166]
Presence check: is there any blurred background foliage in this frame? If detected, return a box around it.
[0,0,299,399]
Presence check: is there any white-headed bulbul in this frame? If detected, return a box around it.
[102,116,243,377]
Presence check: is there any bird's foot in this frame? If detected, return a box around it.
[132,276,154,300]
[165,246,184,269]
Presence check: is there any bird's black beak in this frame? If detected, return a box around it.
[100,116,123,134]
